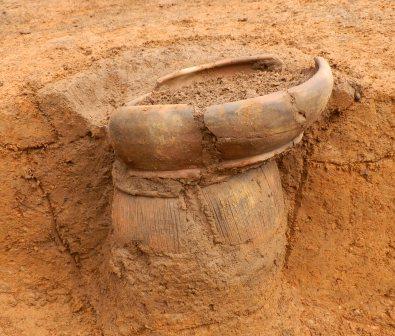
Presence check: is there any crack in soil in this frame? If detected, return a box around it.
[29,175,105,335]
[34,177,79,265]
[311,152,394,166]
[284,144,310,268]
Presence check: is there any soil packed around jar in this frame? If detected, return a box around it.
[139,62,314,110]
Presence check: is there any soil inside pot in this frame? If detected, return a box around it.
[138,63,314,109]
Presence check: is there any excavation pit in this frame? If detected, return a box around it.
[3,3,392,335]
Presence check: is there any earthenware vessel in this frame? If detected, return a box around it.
[105,55,333,333]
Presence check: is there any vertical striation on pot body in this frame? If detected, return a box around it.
[101,56,333,335]
[112,190,185,253]
[111,161,285,253]
[199,162,285,245]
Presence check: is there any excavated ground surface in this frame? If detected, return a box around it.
[0,0,394,335]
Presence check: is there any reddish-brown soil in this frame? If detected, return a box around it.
[0,1,394,335]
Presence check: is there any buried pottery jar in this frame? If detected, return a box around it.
[101,56,333,335]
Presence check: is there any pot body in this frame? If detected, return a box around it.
[99,160,289,335]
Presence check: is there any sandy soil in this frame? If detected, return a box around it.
[0,0,394,335]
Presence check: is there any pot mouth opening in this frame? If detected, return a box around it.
[127,55,315,107]
[156,55,284,89]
